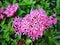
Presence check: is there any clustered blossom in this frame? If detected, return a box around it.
[12,8,57,39]
[0,4,19,20]
[13,17,22,34]
[4,4,19,17]
[0,8,4,20]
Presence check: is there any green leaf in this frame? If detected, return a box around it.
[0,35,3,39]
[17,9,25,17]
[0,24,7,29]
[2,41,7,45]
[49,37,60,45]
[56,0,60,15]
[17,34,21,40]
[3,32,10,41]
[4,0,10,4]
[13,0,16,4]
[36,4,41,9]
[19,0,33,5]
[25,38,32,45]
[1,18,6,25]
[9,27,14,32]
[54,36,60,39]
[11,40,17,45]
[0,1,2,7]
[57,16,60,21]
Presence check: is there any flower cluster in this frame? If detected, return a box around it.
[12,8,57,39]
[4,4,19,17]
[0,4,19,20]
[13,17,22,34]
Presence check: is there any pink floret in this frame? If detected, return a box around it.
[0,14,4,20]
[0,8,4,20]
[12,8,57,39]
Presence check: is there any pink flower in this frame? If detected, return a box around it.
[12,17,22,34]
[52,14,57,24]
[4,4,19,17]
[12,8,57,39]
[0,8,4,20]
[0,8,4,14]
[52,18,57,24]
[49,15,57,25]
[0,14,4,20]
[52,14,56,17]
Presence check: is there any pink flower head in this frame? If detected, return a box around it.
[12,8,57,39]
[0,8,4,20]
[0,8,4,14]
[52,18,57,24]
[52,14,56,17]
[21,9,48,39]
[4,3,19,17]
[48,14,57,25]
[51,14,57,24]
[12,17,22,34]
[0,14,4,20]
